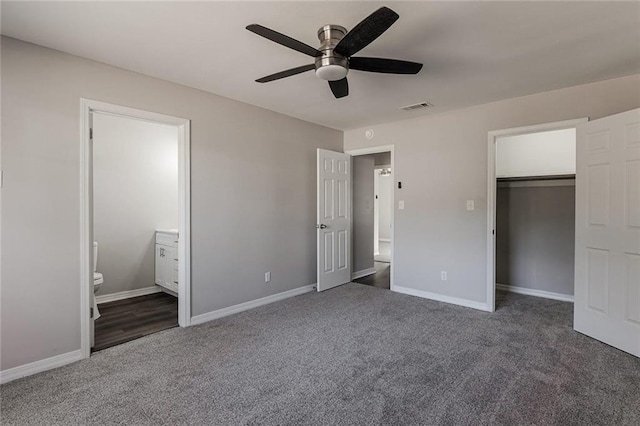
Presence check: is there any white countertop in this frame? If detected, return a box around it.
[156,229,179,235]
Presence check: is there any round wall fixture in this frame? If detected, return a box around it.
[365,129,375,139]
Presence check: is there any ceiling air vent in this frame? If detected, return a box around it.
[401,102,433,111]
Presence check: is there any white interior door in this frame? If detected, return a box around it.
[574,108,640,357]
[317,149,351,291]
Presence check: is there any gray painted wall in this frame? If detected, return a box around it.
[1,37,342,371]
[93,113,178,296]
[352,155,375,273]
[373,152,391,166]
[496,183,575,296]
[344,73,640,306]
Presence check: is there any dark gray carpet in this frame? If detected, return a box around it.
[2,284,639,425]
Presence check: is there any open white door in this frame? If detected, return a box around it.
[574,108,640,357]
[317,149,351,291]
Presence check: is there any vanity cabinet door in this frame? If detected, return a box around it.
[155,245,166,285]
[170,267,179,293]
[163,246,177,291]
[155,243,178,292]
[155,232,179,293]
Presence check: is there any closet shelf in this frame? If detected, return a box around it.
[497,174,575,183]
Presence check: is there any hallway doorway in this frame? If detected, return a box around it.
[349,147,394,290]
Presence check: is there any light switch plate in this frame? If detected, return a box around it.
[399,200,405,210]
[466,200,475,211]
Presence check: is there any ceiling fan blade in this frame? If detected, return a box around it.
[328,78,349,98]
[349,57,423,74]
[246,24,322,57]
[334,7,399,57]
[256,64,316,83]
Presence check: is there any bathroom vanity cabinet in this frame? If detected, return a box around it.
[155,230,179,294]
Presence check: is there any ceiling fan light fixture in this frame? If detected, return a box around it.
[247,7,422,98]
[316,65,348,81]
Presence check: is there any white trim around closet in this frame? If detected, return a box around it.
[486,118,587,312]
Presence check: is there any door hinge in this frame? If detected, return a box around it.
[90,307,94,318]
[89,128,93,140]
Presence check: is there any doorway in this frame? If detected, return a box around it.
[80,99,191,358]
[487,118,587,312]
[348,146,394,290]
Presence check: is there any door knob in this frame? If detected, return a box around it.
[316,224,327,229]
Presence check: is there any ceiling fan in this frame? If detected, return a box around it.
[246,6,423,99]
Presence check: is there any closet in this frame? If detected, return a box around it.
[495,128,576,300]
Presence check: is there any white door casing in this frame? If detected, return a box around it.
[487,118,588,312]
[80,99,191,359]
[574,108,640,357]
[317,149,351,291]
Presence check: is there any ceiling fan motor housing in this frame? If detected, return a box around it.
[315,25,349,81]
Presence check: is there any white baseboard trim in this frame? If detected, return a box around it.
[496,283,574,302]
[161,287,178,297]
[351,267,376,280]
[190,284,316,326]
[393,285,491,312]
[96,286,162,304]
[379,238,391,243]
[0,349,84,384]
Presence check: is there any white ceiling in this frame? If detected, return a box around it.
[2,1,639,130]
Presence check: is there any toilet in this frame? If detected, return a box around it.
[93,242,103,319]
[93,242,104,292]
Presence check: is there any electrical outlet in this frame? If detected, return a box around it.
[265,272,271,283]
[441,271,448,281]
[399,200,405,210]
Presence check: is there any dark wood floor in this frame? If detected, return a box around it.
[94,292,178,352]
[353,261,390,289]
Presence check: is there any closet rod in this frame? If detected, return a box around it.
[497,174,575,183]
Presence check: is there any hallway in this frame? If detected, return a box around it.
[353,261,390,289]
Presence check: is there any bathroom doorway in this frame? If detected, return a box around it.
[80,100,191,357]
[348,146,394,290]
